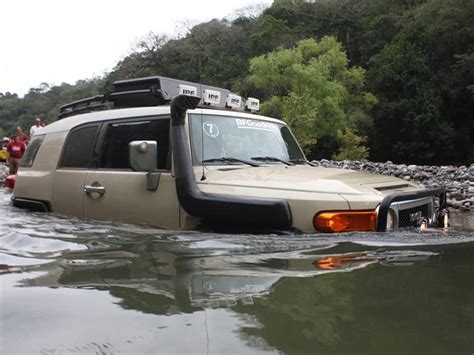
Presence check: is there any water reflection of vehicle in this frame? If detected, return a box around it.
[8,235,472,354]
[313,250,439,270]
[21,248,284,311]
[16,238,440,313]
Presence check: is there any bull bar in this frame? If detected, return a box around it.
[376,187,447,231]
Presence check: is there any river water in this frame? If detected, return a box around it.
[1,187,473,354]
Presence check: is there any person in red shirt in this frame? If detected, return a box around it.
[7,134,27,175]
[16,126,29,144]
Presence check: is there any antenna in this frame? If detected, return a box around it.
[198,55,207,181]
[200,111,206,181]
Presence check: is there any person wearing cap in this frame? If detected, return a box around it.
[6,134,27,175]
[30,117,44,137]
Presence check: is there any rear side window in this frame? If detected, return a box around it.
[60,125,99,168]
[100,118,170,170]
[20,134,45,168]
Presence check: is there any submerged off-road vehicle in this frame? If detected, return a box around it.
[11,76,448,232]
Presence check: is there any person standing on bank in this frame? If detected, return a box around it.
[6,134,27,175]
[30,117,44,137]
[16,126,29,144]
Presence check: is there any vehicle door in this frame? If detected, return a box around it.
[83,116,179,229]
[53,124,101,217]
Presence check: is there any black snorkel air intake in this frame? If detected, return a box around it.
[170,94,293,229]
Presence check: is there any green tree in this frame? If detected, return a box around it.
[333,128,369,161]
[368,0,474,164]
[250,14,293,55]
[0,78,104,136]
[108,16,260,90]
[247,36,376,157]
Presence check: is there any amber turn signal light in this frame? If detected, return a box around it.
[314,211,377,233]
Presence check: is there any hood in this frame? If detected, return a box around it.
[197,165,419,195]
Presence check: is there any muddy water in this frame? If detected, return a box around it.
[1,188,473,354]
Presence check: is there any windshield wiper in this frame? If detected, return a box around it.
[251,156,294,166]
[289,158,316,166]
[201,157,260,167]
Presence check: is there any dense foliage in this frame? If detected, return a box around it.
[0,79,104,137]
[1,0,472,164]
[247,37,376,159]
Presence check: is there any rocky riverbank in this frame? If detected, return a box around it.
[313,160,473,211]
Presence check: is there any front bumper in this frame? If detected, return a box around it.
[376,187,447,231]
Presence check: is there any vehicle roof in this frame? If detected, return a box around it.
[38,106,286,134]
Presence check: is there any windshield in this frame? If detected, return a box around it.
[189,113,305,165]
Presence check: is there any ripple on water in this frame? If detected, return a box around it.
[0,231,87,254]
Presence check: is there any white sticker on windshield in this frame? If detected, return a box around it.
[203,122,220,138]
[235,118,277,131]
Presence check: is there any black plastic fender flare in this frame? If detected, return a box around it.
[170,94,293,228]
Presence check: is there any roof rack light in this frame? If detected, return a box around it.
[246,97,260,112]
[203,89,221,107]
[178,84,199,97]
[226,94,242,109]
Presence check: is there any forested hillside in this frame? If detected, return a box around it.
[1,0,472,164]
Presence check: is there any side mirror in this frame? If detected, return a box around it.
[129,141,158,171]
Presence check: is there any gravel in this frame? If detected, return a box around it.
[312,159,473,211]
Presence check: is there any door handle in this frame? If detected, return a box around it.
[84,184,106,195]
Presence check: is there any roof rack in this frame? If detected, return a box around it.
[58,76,260,120]
[58,95,108,119]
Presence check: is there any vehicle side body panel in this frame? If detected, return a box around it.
[14,131,65,207]
[53,169,88,217]
[84,170,179,229]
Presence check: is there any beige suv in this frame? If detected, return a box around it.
[11,76,447,233]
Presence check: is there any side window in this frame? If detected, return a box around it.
[20,134,45,168]
[100,118,170,170]
[60,125,99,168]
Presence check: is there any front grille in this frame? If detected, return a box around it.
[398,204,429,228]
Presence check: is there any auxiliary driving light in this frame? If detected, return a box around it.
[178,84,198,97]
[245,97,260,112]
[203,89,221,106]
[226,94,242,109]
[314,211,377,233]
